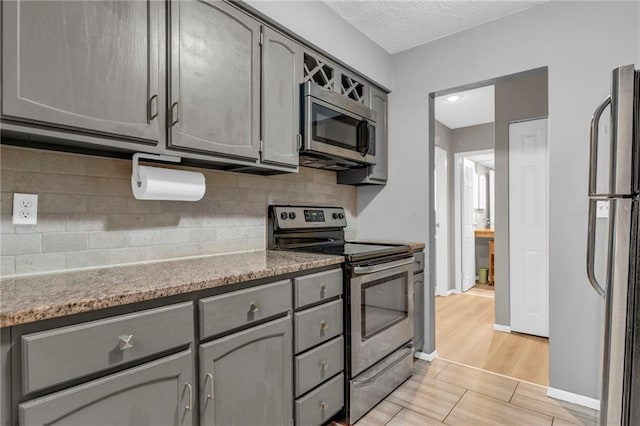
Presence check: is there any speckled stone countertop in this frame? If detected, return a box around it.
[0,250,343,328]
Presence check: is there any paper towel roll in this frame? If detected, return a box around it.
[131,165,206,201]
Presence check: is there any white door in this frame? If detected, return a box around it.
[461,158,476,292]
[435,147,449,296]
[509,118,549,337]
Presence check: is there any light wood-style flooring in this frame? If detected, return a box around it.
[354,359,598,426]
[435,292,549,385]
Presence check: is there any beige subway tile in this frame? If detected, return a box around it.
[189,228,217,243]
[178,214,207,228]
[16,214,65,234]
[85,157,128,178]
[41,151,88,175]
[1,214,15,234]
[143,243,202,261]
[40,194,88,213]
[1,234,42,255]
[238,225,263,239]
[66,250,110,269]
[217,227,238,240]
[1,193,14,214]
[108,247,146,265]
[15,252,65,274]
[0,147,42,171]
[161,228,190,244]
[128,229,162,247]
[88,196,129,213]
[127,198,163,214]
[43,232,88,252]
[1,256,15,276]
[64,175,130,196]
[145,213,181,228]
[65,214,109,231]
[89,231,127,249]
[105,214,145,230]
[1,170,16,192]
[14,172,66,193]
[237,175,259,189]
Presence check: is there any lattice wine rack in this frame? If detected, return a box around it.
[303,53,335,90]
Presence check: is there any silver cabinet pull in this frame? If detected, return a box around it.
[320,401,329,411]
[320,284,327,297]
[185,383,193,411]
[249,302,260,313]
[149,94,158,121]
[320,320,328,331]
[296,134,302,151]
[118,334,134,350]
[320,361,329,370]
[170,101,180,126]
[205,372,214,400]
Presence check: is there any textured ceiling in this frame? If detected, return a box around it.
[435,85,494,129]
[324,0,545,54]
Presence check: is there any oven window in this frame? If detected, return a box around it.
[361,273,408,340]
[312,103,359,150]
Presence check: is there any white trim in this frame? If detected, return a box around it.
[414,350,438,361]
[435,289,457,297]
[493,324,511,333]
[546,387,601,410]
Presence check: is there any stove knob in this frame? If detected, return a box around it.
[288,212,297,220]
[338,213,345,220]
[332,213,339,219]
[280,212,288,220]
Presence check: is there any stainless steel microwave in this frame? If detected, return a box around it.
[301,82,376,169]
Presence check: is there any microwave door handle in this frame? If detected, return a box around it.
[357,120,369,156]
[586,199,606,298]
[589,96,611,197]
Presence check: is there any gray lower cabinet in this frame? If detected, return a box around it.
[413,272,425,352]
[168,0,260,161]
[1,0,163,146]
[261,27,302,168]
[19,350,194,426]
[200,315,292,426]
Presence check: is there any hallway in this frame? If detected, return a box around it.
[435,292,549,385]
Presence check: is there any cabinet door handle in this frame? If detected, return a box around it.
[320,320,328,331]
[320,284,327,296]
[296,134,302,151]
[249,302,260,313]
[320,361,329,370]
[205,372,214,400]
[149,94,158,121]
[170,102,180,126]
[320,401,329,411]
[118,334,134,350]
[184,383,193,411]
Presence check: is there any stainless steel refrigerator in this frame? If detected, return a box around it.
[587,64,639,425]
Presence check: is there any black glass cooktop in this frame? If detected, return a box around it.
[294,242,410,262]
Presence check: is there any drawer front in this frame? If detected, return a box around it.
[294,269,342,309]
[199,279,291,339]
[294,299,342,353]
[413,251,425,274]
[295,373,343,426]
[21,302,193,395]
[295,336,343,397]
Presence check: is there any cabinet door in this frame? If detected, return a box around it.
[261,27,302,168]
[413,272,424,352]
[369,86,388,182]
[19,350,194,426]
[169,0,260,161]
[200,316,292,426]
[1,0,162,144]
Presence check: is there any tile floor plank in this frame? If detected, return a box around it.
[354,401,402,426]
[552,418,581,426]
[385,373,466,422]
[413,358,450,378]
[444,390,553,426]
[434,362,518,402]
[386,408,446,426]
[510,382,598,426]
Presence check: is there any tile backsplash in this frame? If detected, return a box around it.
[0,146,356,276]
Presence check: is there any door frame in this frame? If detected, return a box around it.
[454,149,494,293]
[434,146,449,296]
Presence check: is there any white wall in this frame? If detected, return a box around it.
[356,1,639,400]
[244,0,394,90]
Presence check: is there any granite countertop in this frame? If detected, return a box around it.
[358,239,426,252]
[0,250,344,328]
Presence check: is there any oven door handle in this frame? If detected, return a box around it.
[353,257,414,275]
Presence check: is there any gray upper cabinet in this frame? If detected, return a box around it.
[200,316,292,426]
[19,350,194,426]
[261,27,302,168]
[1,0,163,146]
[169,0,260,161]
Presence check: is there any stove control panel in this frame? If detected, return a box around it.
[271,206,347,230]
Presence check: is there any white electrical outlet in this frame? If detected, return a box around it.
[596,200,609,219]
[13,193,38,225]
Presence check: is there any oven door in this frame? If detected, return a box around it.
[305,95,376,165]
[350,256,414,377]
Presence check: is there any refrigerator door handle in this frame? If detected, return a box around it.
[589,95,612,197]
[586,199,606,298]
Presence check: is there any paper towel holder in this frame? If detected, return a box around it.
[132,153,181,189]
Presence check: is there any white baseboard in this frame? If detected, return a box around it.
[435,290,456,297]
[493,324,512,333]
[414,350,438,361]
[546,387,601,410]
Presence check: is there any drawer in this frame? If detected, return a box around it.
[199,279,291,339]
[295,336,343,397]
[294,268,342,309]
[294,299,342,353]
[295,373,343,426]
[413,251,425,274]
[21,302,193,395]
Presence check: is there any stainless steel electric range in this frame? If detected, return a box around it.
[268,205,415,424]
